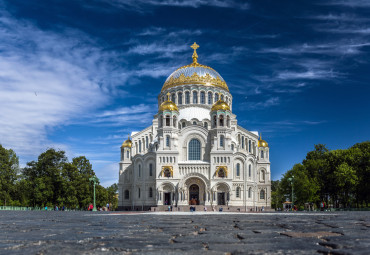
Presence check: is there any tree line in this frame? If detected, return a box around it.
[0,145,117,210]
[272,141,370,210]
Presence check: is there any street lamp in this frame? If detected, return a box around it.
[288,176,294,211]
[89,175,99,212]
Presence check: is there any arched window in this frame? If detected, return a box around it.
[248,140,251,152]
[126,150,129,159]
[214,93,219,102]
[149,187,153,198]
[139,141,142,153]
[231,144,234,151]
[171,93,176,103]
[178,92,183,105]
[146,136,148,149]
[221,94,224,101]
[236,187,240,198]
[213,115,217,127]
[200,91,205,104]
[260,190,265,199]
[193,91,198,104]
[218,168,226,178]
[159,116,163,127]
[236,163,240,176]
[208,92,213,104]
[124,190,129,199]
[261,150,264,158]
[227,115,230,127]
[138,164,141,177]
[249,164,251,177]
[135,142,138,154]
[219,115,224,126]
[220,135,224,147]
[242,136,245,149]
[138,188,141,198]
[261,170,265,181]
[185,91,190,104]
[149,163,153,176]
[163,168,171,177]
[248,187,251,198]
[165,115,170,126]
[204,122,208,129]
[182,122,186,128]
[188,139,201,160]
[193,121,197,125]
[166,135,170,147]
[173,116,177,127]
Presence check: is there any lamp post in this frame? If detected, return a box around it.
[89,175,99,212]
[288,176,294,211]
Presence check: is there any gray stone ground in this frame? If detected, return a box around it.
[0,211,369,255]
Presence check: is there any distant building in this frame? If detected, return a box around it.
[118,43,271,211]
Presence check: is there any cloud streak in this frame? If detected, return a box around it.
[0,9,115,156]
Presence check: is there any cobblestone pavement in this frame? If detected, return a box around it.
[0,211,369,254]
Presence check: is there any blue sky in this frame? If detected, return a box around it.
[1,0,369,187]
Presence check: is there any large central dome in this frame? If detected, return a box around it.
[161,43,229,92]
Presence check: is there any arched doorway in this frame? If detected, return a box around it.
[189,184,199,205]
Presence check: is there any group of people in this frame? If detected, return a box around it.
[44,205,65,211]
[87,203,112,211]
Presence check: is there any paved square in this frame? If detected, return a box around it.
[0,211,369,254]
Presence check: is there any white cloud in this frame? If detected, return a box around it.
[247,97,280,109]
[276,69,340,80]
[91,0,249,11]
[322,0,370,7]
[0,9,115,156]
[260,42,370,56]
[91,104,156,127]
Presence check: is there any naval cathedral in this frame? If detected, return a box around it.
[118,43,271,211]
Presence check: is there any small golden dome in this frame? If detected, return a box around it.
[159,93,179,112]
[258,134,268,147]
[121,136,132,148]
[211,98,230,112]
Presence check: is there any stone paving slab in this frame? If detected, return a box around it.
[0,211,369,254]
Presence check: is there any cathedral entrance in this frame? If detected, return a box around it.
[189,184,199,205]
[164,192,171,205]
[217,192,226,205]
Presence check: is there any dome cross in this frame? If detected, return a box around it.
[191,42,199,64]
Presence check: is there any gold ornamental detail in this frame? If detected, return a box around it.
[215,166,228,178]
[161,166,173,177]
[162,72,229,92]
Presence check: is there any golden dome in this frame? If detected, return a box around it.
[159,93,179,112]
[258,134,268,147]
[161,43,229,92]
[211,98,230,112]
[121,136,132,148]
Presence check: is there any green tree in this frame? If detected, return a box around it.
[72,156,95,209]
[0,145,19,206]
[280,164,319,208]
[106,183,118,210]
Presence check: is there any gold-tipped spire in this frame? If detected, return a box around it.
[159,92,178,112]
[121,134,132,148]
[190,42,199,63]
[258,133,268,147]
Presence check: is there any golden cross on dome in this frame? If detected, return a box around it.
[190,42,199,63]
[167,92,171,101]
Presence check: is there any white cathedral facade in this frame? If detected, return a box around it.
[118,43,271,211]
